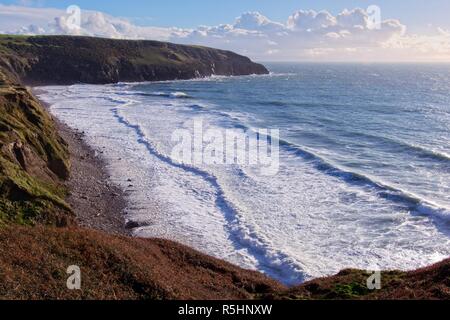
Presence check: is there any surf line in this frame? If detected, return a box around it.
[109,107,307,285]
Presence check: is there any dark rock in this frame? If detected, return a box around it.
[125,220,140,229]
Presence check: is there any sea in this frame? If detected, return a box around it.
[37,63,450,285]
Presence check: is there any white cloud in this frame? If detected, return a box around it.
[234,11,285,33]
[0,4,449,61]
[336,8,367,29]
[0,4,180,40]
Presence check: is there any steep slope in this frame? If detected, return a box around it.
[0,225,283,300]
[0,35,268,85]
[0,69,71,226]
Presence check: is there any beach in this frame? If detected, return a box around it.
[54,115,129,235]
[34,90,129,235]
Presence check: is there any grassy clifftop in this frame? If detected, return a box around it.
[0,35,268,85]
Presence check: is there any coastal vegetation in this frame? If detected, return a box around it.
[0,35,448,300]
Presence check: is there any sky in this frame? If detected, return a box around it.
[1,0,450,62]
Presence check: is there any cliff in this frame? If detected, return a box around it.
[0,35,268,85]
[0,35,448,300]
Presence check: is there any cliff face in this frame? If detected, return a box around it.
[0,35,268,85]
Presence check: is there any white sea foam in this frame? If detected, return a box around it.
[170,91,190,98]
[37,83,450,285]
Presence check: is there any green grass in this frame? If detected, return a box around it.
[330,282,371,299]
[0,35,31,50]
[0,80,71,226]
[0,153,71,226]
[0,34,30,39]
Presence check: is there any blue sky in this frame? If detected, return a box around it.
[1,0,450,61]
[7,0,450,31]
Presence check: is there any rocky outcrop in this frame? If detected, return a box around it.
[0,35,268,85]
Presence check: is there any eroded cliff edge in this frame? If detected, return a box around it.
[0,35,268,85]
[0,35,448,300]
